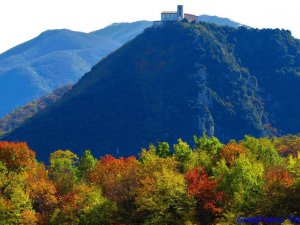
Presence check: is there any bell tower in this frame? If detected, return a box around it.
[177,5,183,20]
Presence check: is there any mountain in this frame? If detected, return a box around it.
[0,21,152,118]
[198,15,243,28]
[5,21,300,161]
[91,21,153,43]
[0,84,72,136]
[0,18,244,118]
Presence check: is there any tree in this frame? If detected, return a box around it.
[213,156,264,212]
[257,165,294,217]
[26,163,58,224]
[89,155,140,223]
[193,135,223,157]
[242,136,281,166]
[220,141,247,166]
[136,167,192,225]
[77,150,97,182]
[139,144,159,164]
[0,162,37,224]
[49,150,78,195]
[50,184,114,225]
[0,141,36,172]
[185,167,223,223]
[157,142,171,158]
[174,139,192,164]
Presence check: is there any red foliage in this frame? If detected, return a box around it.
[185,167,223,215]
[0,141,36,171]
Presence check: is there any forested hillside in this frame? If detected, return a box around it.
[0,135,299,224]
[0,21,152,117]
[0,85,72,136]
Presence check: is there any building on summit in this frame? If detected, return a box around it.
[153,5,199,27]
[161,5,184,21]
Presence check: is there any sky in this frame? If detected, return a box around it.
[0,0,299,54]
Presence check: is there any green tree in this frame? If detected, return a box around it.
[157,142,171,158]
[139,144,158,164]
[49,150,79,195]
[136,167,192,225]
[194,135,223,157]
[242,136,281,166]
[213,156,265,212]
[77,150,97,181]
[0,162,36,224]
[174,139,192,163]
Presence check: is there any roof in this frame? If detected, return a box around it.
[161,11,177,14]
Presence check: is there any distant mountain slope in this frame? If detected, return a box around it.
[0,84,72,136]
[91,21,153,43]
[0,29,120,117]
[5,22,300,161]
[198,15,244,27]
[0,21,152,117]
[0,18,245,118]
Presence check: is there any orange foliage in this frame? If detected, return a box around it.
[185,167,223,215]
[273,136,300,156]
[26,164,58,224]
[89,155,141,205]
[20,209,38,225]
[0,141,36,171]
[265,166,294,188]
[220,142,247,165]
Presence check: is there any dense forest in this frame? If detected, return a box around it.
[0,134,300,224]
[5,21,300,161]
[0,85,72,137]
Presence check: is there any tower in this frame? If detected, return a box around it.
[177,5,183,20]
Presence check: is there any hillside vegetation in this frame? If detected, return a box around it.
[0,135,299,224]
[0,85,72,136]
[4,22,300,161]
[0,21,152,117]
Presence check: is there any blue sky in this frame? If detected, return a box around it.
[0,0,299,53]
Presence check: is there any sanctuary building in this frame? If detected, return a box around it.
[153,5,198,27]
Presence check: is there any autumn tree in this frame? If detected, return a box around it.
[50,184,115,225]
[0,141,36,172]
[26,163,58,224]
[220,141,248,166]
[257,165,294,217]
[185,167,223,224]
[89,155,140,223]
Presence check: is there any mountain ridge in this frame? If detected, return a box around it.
[5,22,300,161]
[0,16,246,118]
[0,21,152,117]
